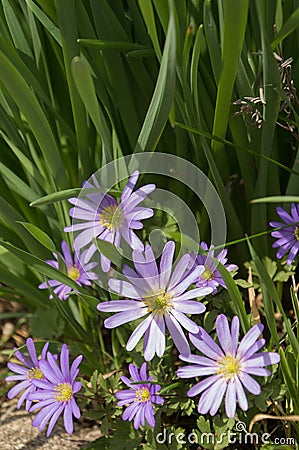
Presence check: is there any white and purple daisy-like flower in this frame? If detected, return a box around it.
[177,314,280,418]
[116,362,163,429]
[195,242,238,294]
[97,241,213,360]
[270,203,299,265]
[5,338,49,410]
[64,170,155,272]
[28,344,82,436]
[38,240,98,300]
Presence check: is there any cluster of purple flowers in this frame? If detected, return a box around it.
[6,339,82,436]
[6,170,286,435]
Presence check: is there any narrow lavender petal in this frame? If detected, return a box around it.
[139,362,148,381]
[104,308,148,329]
[170,309,199,334]
[173,300,206,314]
[72,381,82,394]
[240,339,265,361]
[155,314,166,357]
[60,344,70,381]
[14,350,32,368]
[197,379,226,415]
[70,355,83,381]
[97,299,144,312]
[144,244,159,278]
[108,279,141,299]
[32,403,59,431]
[237,324,264,359]
[179,354,218,367]
[30,379,54,390]
[74,228,97,250]
[243,352,280,368]
[159,241,175,290]
[120,170,139,202]
[165,314,190,355]
[7,363,29,375]
[7,380,31,399]
[174,287,213,301]
[235,376,248,411]
[216,314,233,355]
[64,221,96,232]
[225,381,236,418]
[17,385,32,409]
[177,365,217,378]
[230,317,240,357]
[144,402,155,427]
[46,404,64,437]
[170,265,204,297]
[210,380,228,416]
[286,242,299,264]
[168,254,192,291]
[41,342,50,360]
[63,403,74,434]
[276,206,295,224]
[126,315,153,351]
[30,398,55,412]
[144,320,157,361]
[128,364,140,381]
[189,328,224,360]
[186,375,221,397]
[243,367,271,376]
[61,241,73,267]
[122,402,139,421]
[133,406,143,429]
[239,372,261,395]
[122,184,155,211]
[5,374,27,382]
[26,338,39,367]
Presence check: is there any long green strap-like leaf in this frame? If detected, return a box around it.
[134,0,176,153]
[211,0,249,180]
[0,50,66,188]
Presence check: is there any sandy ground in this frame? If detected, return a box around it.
[0,399,102,450]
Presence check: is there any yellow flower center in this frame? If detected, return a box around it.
[294,226,299,242]
[54,383,73,402]
[201,268,213,280]
[135,387,151,403]
[27,367,43,380]
[67,265,80,281]
[143,289,173,316]
[99,204,123,231]
[217,355,241,380]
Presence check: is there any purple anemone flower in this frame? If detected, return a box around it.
[5,338,49,410]
[177,314,280,418]
[115,362,163,429]
[270,203,299,265]
[195,242,238,294]
[97,241,213,360]
[38,240,98,300]
[64,170,155,272]
[28,344,82,436]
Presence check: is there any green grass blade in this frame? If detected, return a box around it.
[0,50,66,188]
[134,0,176,153]
[211,0,249,179]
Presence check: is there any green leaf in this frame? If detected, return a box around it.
[0,240,79,292]
[216,261,250,333]
[30,188,81,207]
[211,0,249,179]
[0,49,66,188]
[271,7,299,49]
[251,196,299,204]
[134,0,176,153]
[96,239,123,268]
[17,222,56,252]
